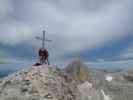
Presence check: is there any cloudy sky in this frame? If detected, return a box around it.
[0,0,133,69]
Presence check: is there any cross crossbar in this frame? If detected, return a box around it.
[35,30,52,49]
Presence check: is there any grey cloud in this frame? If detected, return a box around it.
[0,0,132,56]
[0,0,13,20]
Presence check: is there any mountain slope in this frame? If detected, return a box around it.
[0,65,81,100]
[0,60,133,100]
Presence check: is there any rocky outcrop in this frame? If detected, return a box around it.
[0,65,81,100]
[64,58,89,82]
[123,69,133,81]
[0,62,106,100]
[0,60,133,100]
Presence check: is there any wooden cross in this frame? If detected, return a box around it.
[35,30,52,49]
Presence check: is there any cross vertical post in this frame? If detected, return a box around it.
[42,30,45,49]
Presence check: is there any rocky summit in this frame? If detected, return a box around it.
[0,65,79,100]
[0,60,133,100]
